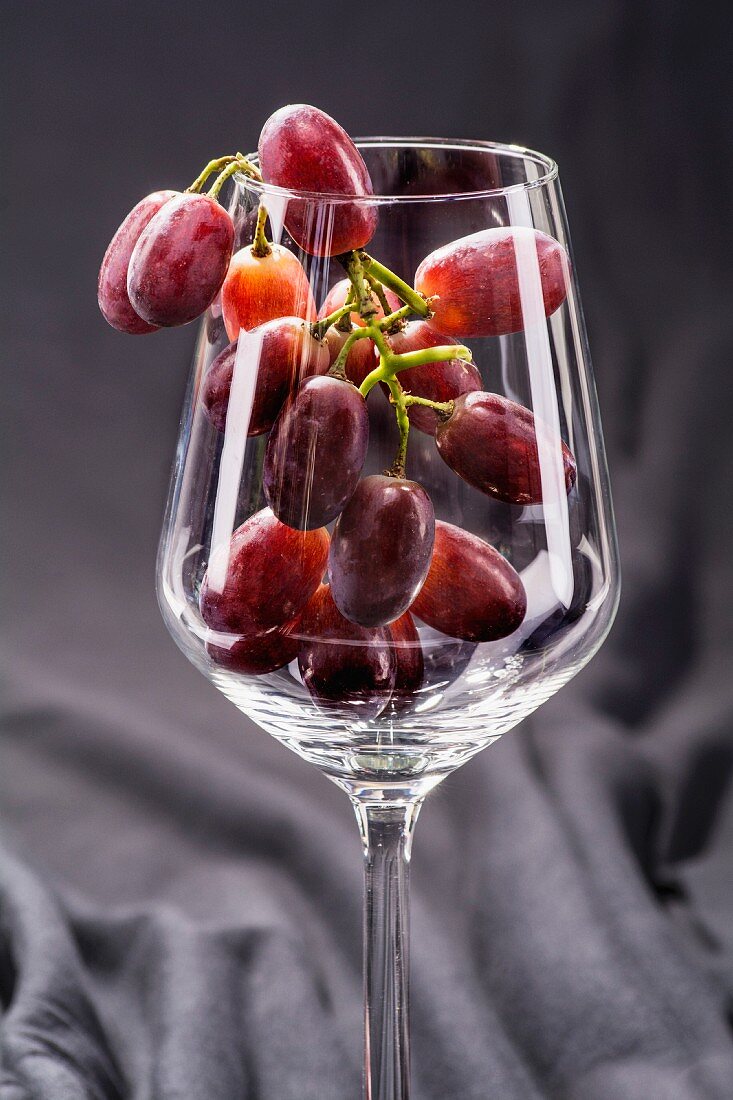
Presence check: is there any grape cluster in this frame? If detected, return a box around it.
[98,104,578,717]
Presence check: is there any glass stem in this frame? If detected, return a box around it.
[352,798,423,1100]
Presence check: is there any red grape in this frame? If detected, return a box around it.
[328,475,435,627]
[201,318,329,435]
[297,585,396,717]
[414,226,568,338]
[98,190,177,334]
[128,194,234,326]
[206,624,298,675]
[383,320,483,435]
[264,376,369,530]
[199,508,329,635]
[324,325,377,387]
[258,104,378,256]
[411,521,526,642]
[435,391,577,505]
[221,244,316,340]
[319,279,402,328]
[389,611,424,708]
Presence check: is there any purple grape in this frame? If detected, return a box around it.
[328,475,435,627]
[264,375,369,530]
[297,585,396,717]
[127,193,234,327]
[435,391,577,505]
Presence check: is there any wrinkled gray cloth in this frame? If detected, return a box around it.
[3,0,733,1097]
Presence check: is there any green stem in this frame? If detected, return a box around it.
[385,377,410,478]
[358,340,471,398]
[359,252,430,318]
[311,301,355,341]
[359,357,390,398]
[186,155,239,194]
[251,203,271,258]
[389,345,471,371]
[365,272,393,318]
[378,304,413,332]
[208,155,263,199]
[343,252,378,321]
[328,327,373,379]
[403,394,454,420]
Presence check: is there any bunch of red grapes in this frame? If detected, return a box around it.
[98,104,577,719]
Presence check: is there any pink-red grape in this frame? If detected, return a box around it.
[297,585,395,717]
[201,318,329,435]
[411,521,526,642]
[128,194,234,327]
[199,508,329,635]
[98,190,177,333]
[258,104,378,256]
[206,624,298,675]
[414,226,568,338]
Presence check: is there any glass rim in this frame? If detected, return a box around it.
[234,136,559,205]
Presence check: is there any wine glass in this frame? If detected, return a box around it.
[157,138,620,1100]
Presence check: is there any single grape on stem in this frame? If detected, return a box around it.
[201,318,330,435]
[411,521,527,642]
[258,104,378,256]
[414,226,569,338]
[199,508,329,635]
[264,375,369,530]
[435,391,577,504]
[221,212,316,340]
[329,475,435,628]
[127,193,235,327]
[98,190,178,334]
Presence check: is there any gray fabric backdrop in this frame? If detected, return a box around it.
[3,1,733,1096]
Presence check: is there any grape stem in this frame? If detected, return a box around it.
[251,203,272,258]
[208,154,263,198]
[343,252,378,320]
[365,272,395,322]
[378,303,413,332]
[358,341,472,398]
[359,252,431,318]
[402,393,454,420]
[311,301,355,341]
[328,326,373,379]
[326,249,469,471]
[386,376,410,478]
[186,155,240,194]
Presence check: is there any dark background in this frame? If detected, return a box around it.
[3,1,733,1097]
